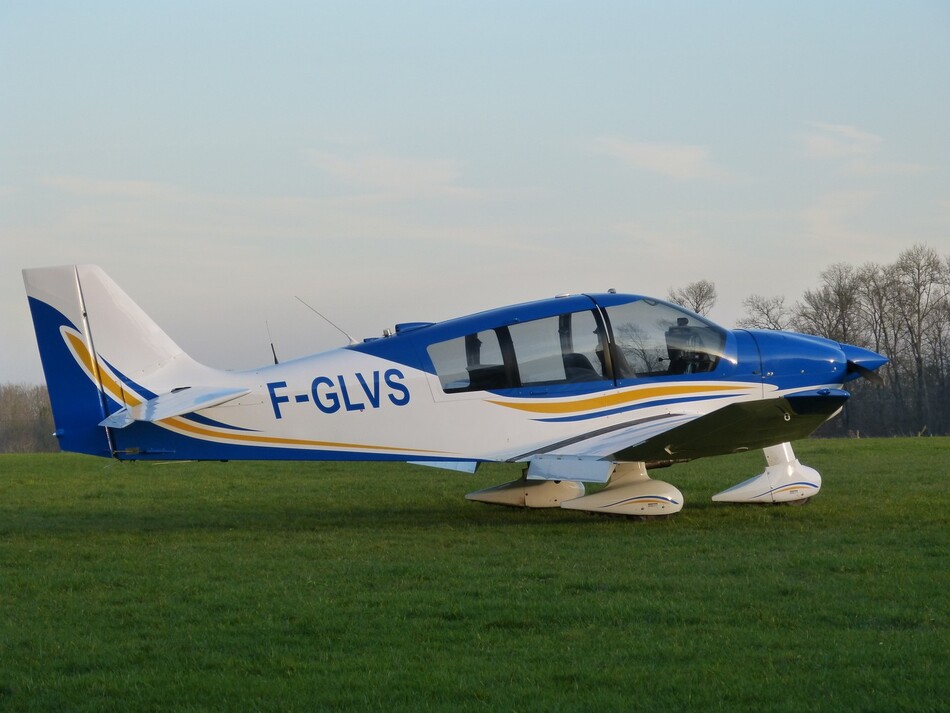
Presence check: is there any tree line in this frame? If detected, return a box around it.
[0,383,58,453]
[2,243,947,451]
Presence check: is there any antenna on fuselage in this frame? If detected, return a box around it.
[295,296,358,346]
[265,320,279,364]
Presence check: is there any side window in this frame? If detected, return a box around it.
[604,300,726,377]
[509,316,566,384]
[509,311,605,385]
[427,329,510,392]
[563,310,606,381]
[426,309,608,393]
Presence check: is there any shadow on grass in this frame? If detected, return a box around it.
[3,498,613,536]
[0,451,850,537]
[2,496,815,539]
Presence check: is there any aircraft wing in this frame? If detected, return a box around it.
[520,390,850,478]
[611,389,849,462]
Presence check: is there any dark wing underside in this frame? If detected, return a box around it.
[611,390,850,463]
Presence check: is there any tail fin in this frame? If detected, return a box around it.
[23,265,205,456]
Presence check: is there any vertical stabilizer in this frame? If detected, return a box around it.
[22,265,204,456]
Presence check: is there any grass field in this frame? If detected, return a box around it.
[0,438,947,712]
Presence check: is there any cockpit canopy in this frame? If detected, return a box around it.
[427,297,727,393]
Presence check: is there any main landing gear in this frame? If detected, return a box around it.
[466,442,821,517]
[466,461,682,517]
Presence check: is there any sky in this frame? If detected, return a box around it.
[2,1,949,384]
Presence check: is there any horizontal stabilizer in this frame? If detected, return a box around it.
[100,387,250,429]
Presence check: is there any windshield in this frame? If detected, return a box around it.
[602,299,726,377]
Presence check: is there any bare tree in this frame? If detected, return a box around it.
[893,244,950,430]
[667,280,717,316]
[736,294,794,331]
[793,263,863,345]
[854,262,906,432]
[855,263,899,355]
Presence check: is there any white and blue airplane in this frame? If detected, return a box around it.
[23,265,887,517]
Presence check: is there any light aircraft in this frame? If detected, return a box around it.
[23,265,887,517]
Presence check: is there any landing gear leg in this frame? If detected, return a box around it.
[712,442,822,504]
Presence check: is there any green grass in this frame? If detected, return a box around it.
[0,438,947,712]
